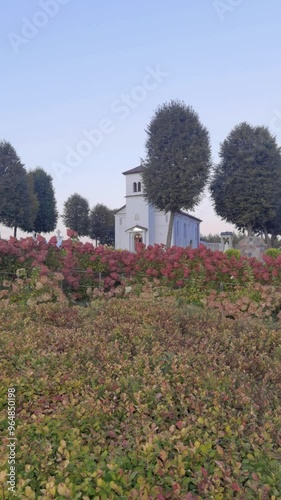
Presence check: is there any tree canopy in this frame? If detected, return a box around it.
[28,167,58,234]
[210,123,281,236]
[0,140,38,237]
[142,100,212,246]
[62,193,89,236]
[89,204,115,245]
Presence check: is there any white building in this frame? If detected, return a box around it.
[115,166,201,251]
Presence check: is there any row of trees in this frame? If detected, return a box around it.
[0,141,57,237]
[62,194,115,245]
[0,141,115,244]
[141,101,281,247]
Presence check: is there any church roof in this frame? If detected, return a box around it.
[122,165,144,175]
[179,210,202,223]
[114,205,126,214]
[125,224,148,232]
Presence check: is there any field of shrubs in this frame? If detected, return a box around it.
[1,233,281,322]
[0,235,281,498]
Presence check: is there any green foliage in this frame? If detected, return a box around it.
[225,248,241,259]
[142,100,211,246]
[0,141,38,236]
[210,123,281,235]
[89,203,115,245]
[265,248,281,258]
[200,233,221,243]
[0,298,280,498]
[62,193,89,236]
[28,167,58,234]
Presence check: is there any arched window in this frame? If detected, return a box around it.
[133,182,137,192]
[137,182,141,192]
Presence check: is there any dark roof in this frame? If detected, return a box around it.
[114,205,126,214]
[178,210,202,223]
[122,165,144,175]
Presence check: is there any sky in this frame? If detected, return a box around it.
[1,0,281,239]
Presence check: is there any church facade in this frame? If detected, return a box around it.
[114,166,201,251]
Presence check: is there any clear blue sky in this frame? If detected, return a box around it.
[1,0,281,238]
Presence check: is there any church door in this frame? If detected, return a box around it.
[134,233,142,250]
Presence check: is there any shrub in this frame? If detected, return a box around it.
[0,298,280,497]
[265,248,281,258]
[224,248,241,259]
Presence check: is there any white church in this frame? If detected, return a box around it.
[114,166,201,251]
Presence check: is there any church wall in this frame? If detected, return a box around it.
[125,195,149,230]
[173,213,200,248]
[125,173,143,197]
[154,210,169,245]
[115,209,127,250]
[148,205,155,245]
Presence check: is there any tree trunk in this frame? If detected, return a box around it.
[166,211,175,248]
[263,227,270,246]
[247,224,253,237]
[14,226,17,238]
[271,234,278,248]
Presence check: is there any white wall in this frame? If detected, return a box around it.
[154,210,169,245]
[115,208,127,249]
[125,173,149,231]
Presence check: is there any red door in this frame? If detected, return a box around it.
[134,233,142,251]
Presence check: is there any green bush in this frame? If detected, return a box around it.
[224,248,241,259]
[265,248,281,258]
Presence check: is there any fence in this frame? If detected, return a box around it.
[200,241,223,252]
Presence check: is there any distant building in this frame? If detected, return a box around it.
[114,166,201,251]
[200,232,233,252]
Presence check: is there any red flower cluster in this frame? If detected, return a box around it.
[0,237,281,296]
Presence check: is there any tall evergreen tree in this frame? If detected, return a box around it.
[62,193,89,236]
[0,140,38,237]
[28,167,58,234]
[210,123,281,236]
[142,100,212,247]
[89,204,115,245]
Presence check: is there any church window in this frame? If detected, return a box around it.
[176,221,180,236]
[133,182,137,192]
[120,218,122,225]
[138,182,141,192]
[184,223,186,238]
